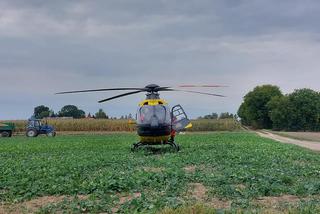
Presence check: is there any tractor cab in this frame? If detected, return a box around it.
[26,117,56,137]
[27,119,42,128]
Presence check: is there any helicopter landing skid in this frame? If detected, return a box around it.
[131,140,180,152]
[167,139,180,152]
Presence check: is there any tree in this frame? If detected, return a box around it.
[238,85,283,129]
[289,89,320,131]
[267,96,291,130]
[34,105,50,119]
[238,102,249,125]
[95,109,107,119]
[200,113,218,119]
[49,109,56,117]
[268,89,320,131]
[219,112,234,119]
[58,105,86,118]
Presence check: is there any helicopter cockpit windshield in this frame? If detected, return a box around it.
[137,104,171,126]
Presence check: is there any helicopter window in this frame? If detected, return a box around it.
[137,105,171,125]
[154,105,166,123]
[139,106,153,123]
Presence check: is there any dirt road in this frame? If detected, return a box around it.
[257,130,320,152]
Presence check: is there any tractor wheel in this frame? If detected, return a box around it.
[26,129,38,137]
[47,131,56,137]
[1,131,10,137]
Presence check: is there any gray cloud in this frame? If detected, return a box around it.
[1,0,320,119]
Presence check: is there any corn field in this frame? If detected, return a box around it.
[189,118,242,132]
[2,118,242,133]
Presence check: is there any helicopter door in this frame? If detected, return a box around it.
[171,105,190,132]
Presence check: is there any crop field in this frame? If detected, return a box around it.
[3,118,241,133]
[1,132,320,213]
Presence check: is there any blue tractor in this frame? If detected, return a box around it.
[26,117,56,137]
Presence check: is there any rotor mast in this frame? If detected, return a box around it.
[145,84,161,100]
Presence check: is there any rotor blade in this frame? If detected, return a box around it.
[98,90,143,103]
[162,89,226,97]
[56,88,146,95]
[155,86,172,91]
[178,84,228,88]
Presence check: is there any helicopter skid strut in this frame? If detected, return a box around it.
[131,139,180,152]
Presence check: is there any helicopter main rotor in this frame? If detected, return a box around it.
[56,84,227,103]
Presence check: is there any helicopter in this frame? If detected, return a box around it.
[56,84,225,151]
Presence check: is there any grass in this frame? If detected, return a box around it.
[2,118,242,133]
[1,132,320,213]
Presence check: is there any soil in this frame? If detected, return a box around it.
[183,165,196,173]
[188,183,207,201]
[112,192,141,213]
[0,195,89,214]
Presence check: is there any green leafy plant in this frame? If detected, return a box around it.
[1,133,320,213]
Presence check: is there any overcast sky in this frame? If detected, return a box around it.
[1,0,320,119]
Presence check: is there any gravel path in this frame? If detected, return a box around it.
[257,130,320,152]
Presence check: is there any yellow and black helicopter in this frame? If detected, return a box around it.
[56,84,225,151]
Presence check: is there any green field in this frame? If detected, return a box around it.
[1,133,320,213]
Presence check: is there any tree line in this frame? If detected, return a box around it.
[238,85,320,131]
[33,105,131,120]
[198,112,236,120]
